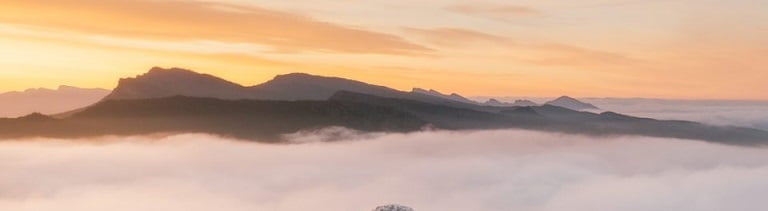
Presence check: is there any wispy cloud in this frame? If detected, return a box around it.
[405,27,640,67]
[0,0,431,55]
[403,27,514,47]
[447,3,540,22]
[522,43,642,67]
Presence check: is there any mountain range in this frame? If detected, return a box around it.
[105,67,594,111]
[0,85,110,118]
[1,67,766,146]
[545,96,600,110]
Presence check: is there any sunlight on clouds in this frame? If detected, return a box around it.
[0,0,766,99]
[0,32,286,91]
[0,24,275,56]
[0,0,430,54]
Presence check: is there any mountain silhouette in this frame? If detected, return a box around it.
[0,85,110,117]
[250,72,403,101]
[105,67,251,100]
[104,67,497,111]
[0,95,426,141]
[484,98,539,107]
[333,91,768,145]
[2,67,767,146]
[411,88,478,105]
[545,96,599,110]
[106,67,403,101]
[2,91,766,146]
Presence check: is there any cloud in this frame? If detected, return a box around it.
[405,27,639,66]
[403,27,514,47]
[447,3,540,22]
[521,43,642,66]
[2,129,768,210]
[0,0,430,54]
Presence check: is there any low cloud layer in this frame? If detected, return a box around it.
[2,130,768,210]
[588,99,768,130]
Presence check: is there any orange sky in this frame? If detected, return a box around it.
[1,0,766,99]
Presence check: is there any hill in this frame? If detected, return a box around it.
[0,85,110,117]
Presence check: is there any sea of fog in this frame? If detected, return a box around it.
[2,129,768,211]
[475,97,768,130]
[588,98,768,130]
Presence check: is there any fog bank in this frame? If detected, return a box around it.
[2,130,768,210]
[589,99,768,130]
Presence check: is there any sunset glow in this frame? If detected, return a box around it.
[1,0,766,99]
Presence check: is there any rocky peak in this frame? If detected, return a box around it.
[545,96,599,110]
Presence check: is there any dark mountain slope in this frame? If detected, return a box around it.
[0,96,426,141]
[1,93,767,145]
[330,91,539,130]
[332,92,768,146]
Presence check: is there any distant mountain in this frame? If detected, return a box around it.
[0,85,110,117]
[333,92,768,146]
[512,99,539,106]
[484,98,538,107]
[411,88,479,105]
[545,96,599,110]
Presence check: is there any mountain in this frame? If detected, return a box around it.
[331,91,523,130]
[411,88,478,105]
[484,98,538,107]
[250,73,403,101]
[512,99,539,106]
[3,68,767,146]
[105,67,403,101]
[545,96,599,110]
[0,85,110,117]
[0,95,426,141]
[104,67,496,111]
[333,92,768,146]
[105,67,249,100]
[3,92,767,146]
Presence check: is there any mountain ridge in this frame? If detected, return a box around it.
[102,67,512,112]
[3,93,767,146]
[545,96,600,110]
[103,67,606,113]
[4,67,763,146]
[0,85,110,118]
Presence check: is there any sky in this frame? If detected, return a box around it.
[0,0,766,99]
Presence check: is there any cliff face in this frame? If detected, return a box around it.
[104,67,247,100]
